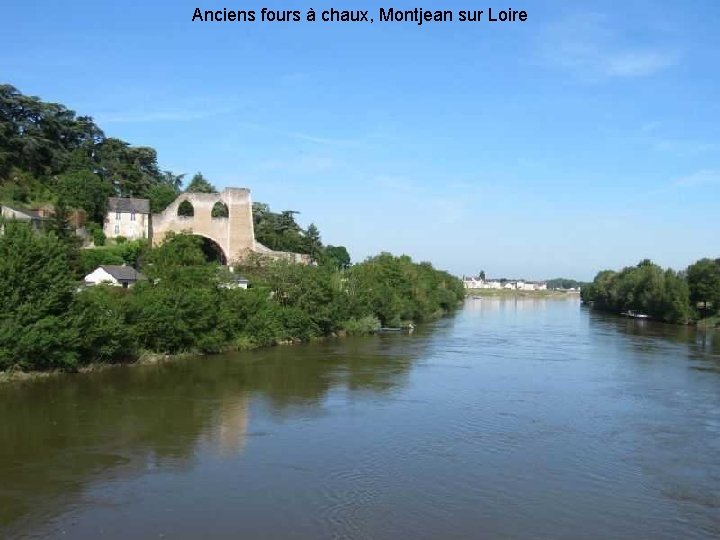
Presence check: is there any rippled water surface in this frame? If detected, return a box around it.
[2,297,720,539]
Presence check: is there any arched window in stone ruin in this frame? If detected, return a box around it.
[177,200,194,217]
[211,201,229,218]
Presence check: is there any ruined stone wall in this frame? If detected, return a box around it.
[151,187,310,265]
[151,188,254,263]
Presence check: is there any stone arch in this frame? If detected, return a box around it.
[193,234,227,265]
[151,188,256,266]
[178,200,194,217]
[211,201,229,218]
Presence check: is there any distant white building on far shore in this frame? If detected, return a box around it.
[463,276,547,291]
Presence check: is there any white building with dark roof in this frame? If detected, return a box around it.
[104,197,150,240]
[84,265,146,288]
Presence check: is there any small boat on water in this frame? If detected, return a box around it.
[621,310,650,319]
[378,323,415,333]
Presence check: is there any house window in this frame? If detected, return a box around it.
[115,211,121,220]
[114,225,120,234]
[131,211,136,221]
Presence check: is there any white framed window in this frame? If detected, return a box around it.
[114,225,119,234]
[115,211,121,220]
[131,211,136,221]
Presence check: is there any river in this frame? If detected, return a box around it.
[1,297,719,539]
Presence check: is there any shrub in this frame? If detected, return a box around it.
[92,227,106,247]
[341,316,381,335]
[0,222,79,370]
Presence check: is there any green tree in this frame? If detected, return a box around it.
[70,286,136,362]
[54,170,113,223]
[324,245,351,269]
[147,183,180,213]
[93,138,163,197]
[582,260,692,324]
[186,172,217,193]
[0,222,80,370]
[305,223,323,262]
[686,258,720,315]
[142,232,215,285]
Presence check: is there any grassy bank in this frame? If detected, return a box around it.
[465,288,580,298]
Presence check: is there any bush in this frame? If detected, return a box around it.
[92,227,106,247]
[341,316,381,335]
[70,286,136,363]
[0,222,80,370]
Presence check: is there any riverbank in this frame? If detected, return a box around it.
[1,225,466,374]
[465,289,580,298]
[0,320,426,384]
[697,315,720,329]
[0,351,187,384]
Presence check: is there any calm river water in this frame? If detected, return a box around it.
[1,297,719,539]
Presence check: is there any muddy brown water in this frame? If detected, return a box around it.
[1,297,719,539]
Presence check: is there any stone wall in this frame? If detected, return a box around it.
[151,187,308,265]
[151,188,253,262]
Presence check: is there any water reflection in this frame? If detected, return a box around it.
[0,335,424,535]
[587,307,720,365]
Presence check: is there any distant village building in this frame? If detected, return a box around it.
[1,204,47,232]
[463,276,547,291]
[105,197,150,240]
[219,275,249,289]
[84,265,146,288]
[1,203,87,234]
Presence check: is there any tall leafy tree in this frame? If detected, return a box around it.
[54,170,113,223]
[324,245,351,269]
[305,223,323,261]
[185,172,217,193]
[0,222,80,369]
[687,258,720,315]
[147,183,181,213]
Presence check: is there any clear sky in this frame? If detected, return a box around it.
[3,0,719,280]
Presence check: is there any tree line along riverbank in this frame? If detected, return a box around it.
[0,222,465,373]
[581,258,720,326]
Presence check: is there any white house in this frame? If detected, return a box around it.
[463,277,504,289]
[517,281,535,291]
[219,276,249,289]
[463,277,484,289]
[84,265,146,288]
[104,198,150,240]
[463,275,547,291]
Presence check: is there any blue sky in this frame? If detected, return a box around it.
[3,0,719,280]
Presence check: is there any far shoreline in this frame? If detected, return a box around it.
[465,289,580,298]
